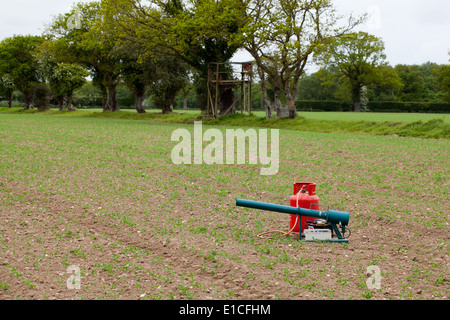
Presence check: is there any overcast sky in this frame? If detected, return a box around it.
[0,0,449,69]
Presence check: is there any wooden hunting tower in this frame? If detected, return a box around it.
[206,62,253,118]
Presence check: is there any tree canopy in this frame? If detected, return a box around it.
[233,0,363,117]
[315,31,402,112]
[0,0,448,115]
[0,35,44,108]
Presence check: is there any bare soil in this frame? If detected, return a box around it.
[0,115,448,301]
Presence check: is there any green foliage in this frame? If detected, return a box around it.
[104,0,243,112]
[394,65,426,101]
[0,74,15,105]
[297,68,352,102]
[235,0,363,118]
[49,63,89,110]
[72,81,102,107]
[145,56,190,113]
[1,0,448,116]
[435,64,450,102]
[116,85,135,108]
[419,62,443,102]
[315,31,402,111]
[395,119,449,139]
[115,42,152,112]
[36,40,89,110]
[0,35,44,108]
[308,62,450,106]
[1,106,448,139]
[71,82,135,109]
[45,1,122,111]
[33,83,52,111]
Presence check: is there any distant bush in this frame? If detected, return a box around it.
[72,82,134,108]
[72,95,103,108]
[72,94,135,109]
[34,83,51,111]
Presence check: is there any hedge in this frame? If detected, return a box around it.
[367,101,450,114]
[295,100,450,113]
[295,100,353,112]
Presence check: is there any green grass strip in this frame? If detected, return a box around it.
[1,106,448,139]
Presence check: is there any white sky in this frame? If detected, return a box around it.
[0,0,449,69]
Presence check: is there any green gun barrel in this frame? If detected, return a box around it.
[236,199,350,226]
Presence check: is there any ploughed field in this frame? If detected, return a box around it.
[0,113,448,300]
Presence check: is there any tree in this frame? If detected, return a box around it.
[48,63,89,111]
[45,1,122,112]
[366,65,401,102]
[0,74,15,107]
[102,0,244,114]
[120,54,147,114]
[435,63,450,103]
[394,64,425,102]
[297,67,347,101]
[144,56,190,114]
[37,40,89,111]
[255,65,272,118]
[0,35,44,109]
[180,82,193,110]
[33,83,52,111]
[315,31,402,112]
[233,0,362,118]
[419,62,442,102]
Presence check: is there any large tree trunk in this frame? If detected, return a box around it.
[134,92,146,114]
[258,68,272,119]
[285,91,297,119]
[352,85,362,112]
[285,78,299,119]
[58,96,65,111]
[23,91,34,109]
[162,102,172,114]
[67,96,75,112]
[183,94,188,110]
[274,87,289,119]
[8,93,12,108]
[101,85,111,112]
[109,85,119,112]
[160,93,175,114]
[181,85,191,110]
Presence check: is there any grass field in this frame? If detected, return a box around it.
[73,108,450,123]
[0,112,448,300]
[24,106,450,123]
[1,106,449,140]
